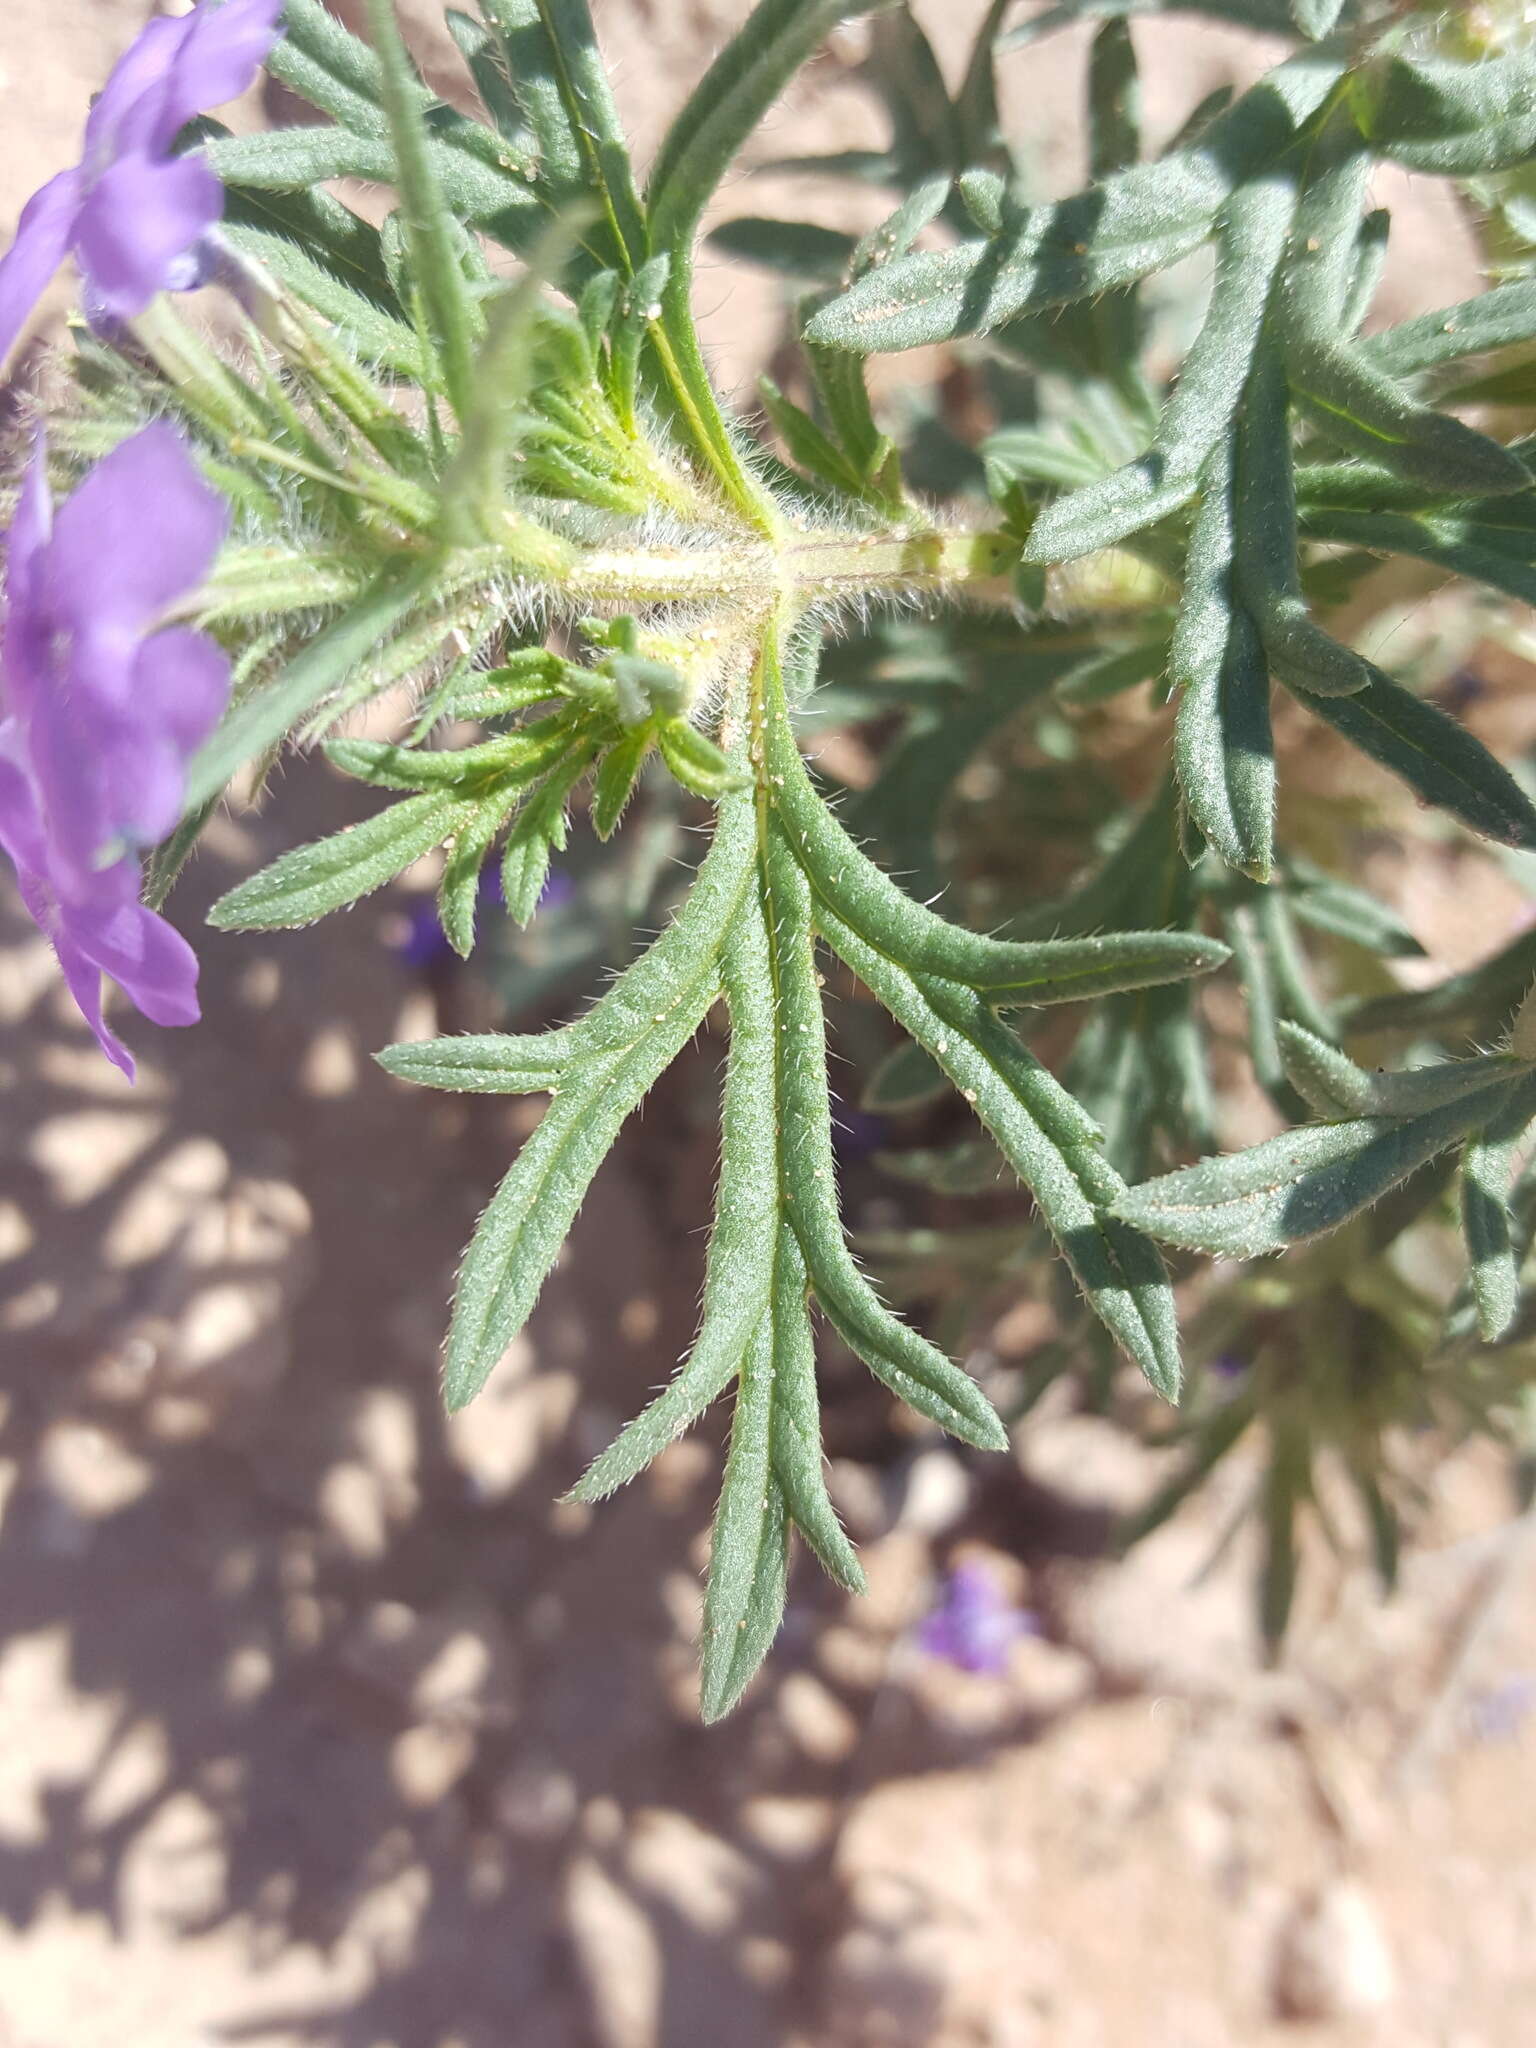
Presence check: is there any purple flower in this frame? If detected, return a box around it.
[0,0,286,363]
[3,426,230,892]
[917,1560,1038,1676]
[0,759,198,1080]
[0,425,231,1078]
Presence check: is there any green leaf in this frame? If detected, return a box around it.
[1116,1068,1536,1258]
[1277,1024,1523,1120]
[1233,341,1377,698]
[877,1136,1010,1196]
[209,789,469,930]
[442,213,587,542]
[808,341,891,484]
[805,47,1342,352]
[1283,863,1424,960]
[142,796,220,914]
[500,796,557,924]
[208,126,545,262]
[478,0,646,267]
[707,217,855,282]
[1054,637,1166,707]
[1087,17,1141,181]
[765,1222,865,1592]
[438,792,513,957]
[363,0,483,415]
[376,1034,569,1094]
[1026,168,1296,565]
[649,0,883,255]
[1346,925,1536,1039]
[863,8,961,180]
[765,637,1180,1392]
[1462,1117,1526,1343]
[271,0,390,128]
[952,0,1012,167]
[850,174,951,280]
[1355,1468,1400,1596]
[758,375,873,501]
[1355,51,1536,176]
[746,828,1005,1448]
[699,1309,791,1723]
[591,726,651,838]
[566,911,778,1501]
[1291,0,1345,37]
[446,1020,720,1410]
[1295,504,1536,613]
[655,721,751,800]
[1362,280,1536,380]
[1274,127,1528,498]
[443,788,758,1410]
[1295,663,1536,852]
[812,885,1182,1399]
[1172,439,1275,878]
[445,8,537,161]
[1333,195,1388,333]
[770,693,1227,1000]
[329,710,578,787]
[225,227,424,373]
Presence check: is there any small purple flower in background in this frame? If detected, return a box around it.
[1466,1673,1536,1744]
[917,1559,1038,1676]
[832,1104,891,1166]
[390,867,576,970]
[0,0,286,363]
[1439,666,1488,713]
[0,425,231,1078]
[539,869,577,916]
[395,870,507,971]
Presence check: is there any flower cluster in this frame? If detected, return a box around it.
[0,0,281,1073]
[0,427,231,1078]
[0,0,284,362]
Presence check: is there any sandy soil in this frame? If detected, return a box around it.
[2,6,1536,2046]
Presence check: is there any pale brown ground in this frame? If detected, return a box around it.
[2,6,1535,2046]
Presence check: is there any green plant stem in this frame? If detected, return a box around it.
[563,523,1016,608]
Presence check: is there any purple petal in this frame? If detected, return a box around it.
[49,423,228,664]
[68,886,201,1030]
[0,439,55,722]
[95,729,185,858]
[83,17,195,164]
[52,638,227,863]
[3,434,53,595]
[917,1561,1037,1676]
[0,727,48,875]
[72,149,224,321]
[0,169,83,368]
[13,865,136,1078]
[134,626,231,751]
[20,692,114,892]
[151,0,289,154]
